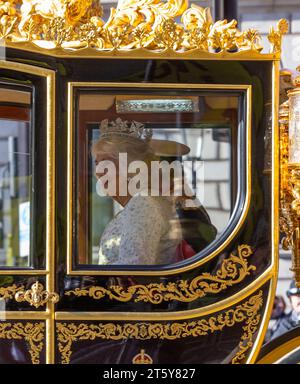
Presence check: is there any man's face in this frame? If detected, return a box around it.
[290,294,300,315]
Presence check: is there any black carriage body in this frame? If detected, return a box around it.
[0,47,278,364]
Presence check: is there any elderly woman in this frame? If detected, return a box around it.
[92,118,216,266]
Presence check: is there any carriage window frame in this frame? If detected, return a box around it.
[0,62,55,274]
[67,82,252,276]
[0,83,33,268]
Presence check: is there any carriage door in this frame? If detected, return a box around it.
[0,61,55,364]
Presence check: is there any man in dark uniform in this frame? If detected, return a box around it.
[270,280,300,340]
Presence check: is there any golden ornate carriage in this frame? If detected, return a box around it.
[0,0,298,364]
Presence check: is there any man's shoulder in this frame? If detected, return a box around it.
[278,311,294,323]
[271,311,295,338]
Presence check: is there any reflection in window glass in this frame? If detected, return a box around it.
[76,91,240,266]
[0,87,32,267]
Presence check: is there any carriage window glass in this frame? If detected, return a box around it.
[0,87,32,267]
[75,91,242,266]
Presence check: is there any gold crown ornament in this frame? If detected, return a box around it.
[132,349,153,364]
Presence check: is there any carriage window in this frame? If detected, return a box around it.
[0,87,32,267]
[75,90,242,266]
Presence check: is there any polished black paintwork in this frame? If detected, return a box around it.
[55,285,269,364]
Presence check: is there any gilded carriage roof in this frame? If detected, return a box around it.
[0,0,288,58]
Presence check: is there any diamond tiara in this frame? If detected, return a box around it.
[99,118,153,142]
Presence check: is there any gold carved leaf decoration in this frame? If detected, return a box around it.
[65,244,256,304]
[231,295,262,364]
[0,283,25,300]
[0,0,19,38]
[0,0,286,54]
[238,28,262,52]
[268,18,289,54]
[153,18,184,50]
[0,322,45,364]
[57,290,263,364]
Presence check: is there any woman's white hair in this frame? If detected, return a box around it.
[91,135,157,164]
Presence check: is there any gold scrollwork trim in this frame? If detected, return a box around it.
[0,322,45,364]
[0,1,287,56]
[56,290,262,364]
[65,244,256,304]
[0,284,25,300]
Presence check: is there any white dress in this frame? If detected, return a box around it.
[98,194,183,265]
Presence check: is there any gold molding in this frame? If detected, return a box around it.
[257,336,300,364]
[67,82,252,276]
[45,54,56,366]
[3,42,281,60]
[65,244,256,303]
[0,270,48,275]
[0,311,50,320]
[56,290,263,364]
[0,322,45,364]
[0,1,287,58]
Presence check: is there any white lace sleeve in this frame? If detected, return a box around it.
[118,196,166,265]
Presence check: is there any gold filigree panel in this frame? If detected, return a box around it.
[0,322,45,364]
[65,244,256,304]
[0,1,287,54]
[56,290,263,364]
